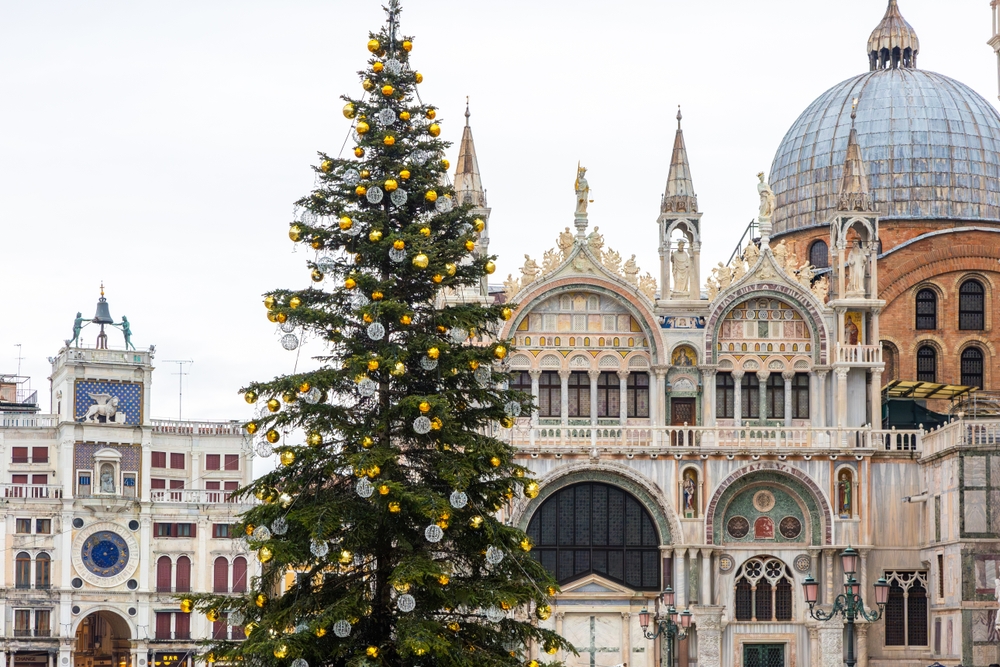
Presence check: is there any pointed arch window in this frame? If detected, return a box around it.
[733,557,793,622]
[916,346,936,383]
[884,571,928,646]
[526,482,661,590]
[959,280,985,330]
[961,347,984,389]
[915,289,937,330]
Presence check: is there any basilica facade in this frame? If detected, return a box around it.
[462,2,1000,666]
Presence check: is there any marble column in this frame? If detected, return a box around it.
[674,547,687,608]
[529,369,541,427]
[808,626,820,667]
[555,612,565,663]
[588,369,600,427]
[859,549,869,611]
[783,370,794,427]
[700,548,712,606]
[620,612,631,664]
[688,548,699,604]
[824,549,837,605]
[835,367,849,428]
[856,622,869,667]
[701,368,717,427]
[818,618,845,667]
[654,367,669,427]
[809,549,820,581]
[617,370,629,425]
[558,370,570,428]
[817,370,829,429]
[809,370,819,426]
[732,370,745,427]
[756,371,769,426]
[870,370,882,428]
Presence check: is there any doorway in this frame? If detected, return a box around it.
[75,611,132,667]
[742,643,784,667]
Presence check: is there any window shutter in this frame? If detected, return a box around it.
[11,447,28,463]
[205,455,220,470]
[151,451,166,468]
[213,557,229,592]
[175,556,191,592]
[170,453,185,469]
[232,557,248,592]
[155,612,172,639]
[224,454,239,471]
[31,447,48,463]
[174,612,190,639]
[156,556,172,592]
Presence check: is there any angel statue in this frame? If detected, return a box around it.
[558,227,575,258]
[757,172,776,220]
[81,394,123,423]
[542,248,561,274]
[575,163,590,216]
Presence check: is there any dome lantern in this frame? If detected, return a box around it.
[867,0,919,71]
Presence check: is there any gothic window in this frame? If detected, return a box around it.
[567,372,590,418]
[716,373,735,418]
[733,557,794,622]
[766,375,784,419]
[959,280,985,330]
[627,373,649,418]
[741,374,760,419]
[526,482,661,590]
[961,347,984,388]
[915,289,937,330]
[537,372,560,417]
[883,571,928,646]
[916,346,936,383]
[596,372,619,418]
[809,240,829,269]
[792,373,810,419]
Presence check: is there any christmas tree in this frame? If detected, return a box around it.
[183,2,571,666]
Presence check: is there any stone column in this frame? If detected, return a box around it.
[529,370,541,427]
[558,370,570,428]
[653,367,668,427]
[732,370,744,427]
[555,612,565,663]
[700,548,712,606]
[701,368,717,427]
[835,367,849,428]
[620,612,631,664]
[693,607,724,667]
[756,370,769,425]
[139,516,152,591]
[859,549,869,611]
[141,441,153,501]
[818,618,845,667]
[690,241,702,300]
[856,622,869,667]
[783,370,794,427]
[807,626,820,667]
[870,370,882,429]
[808,371,819,426]
[817,370,829,429]
[809,549,820,581]
[824,549,837,604]
[674,547,687,608]
[588,369,600,427]
[688,548,699,604]
[617,370,629,425]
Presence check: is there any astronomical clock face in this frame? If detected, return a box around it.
[72,522,140,587]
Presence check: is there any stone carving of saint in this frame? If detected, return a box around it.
[705,276,719,301]
[730,256,746,281]
[785,245,799,277]
[623,255,639,284]
[557,227,575,257]
[797,261,815,287]
[847,240,867,295]
[757,172,775,220]
[714,262,732,289]
[100,464,115,494]
[587,226,604,255]
[671,240,691,294]
[575,164,589,216]
[743,241,759,267]
[773,239,788,270]
[812,275,830,302]
[683,474,697,513]
[520,255,539,284]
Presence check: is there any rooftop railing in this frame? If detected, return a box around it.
[920,418,1000,457]
[151,420,243,436]
[1,413,58,428]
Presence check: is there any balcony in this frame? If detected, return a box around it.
[150,488,250,504]
[61,346,151,367]
[151,419,243,436]
[2,484,63,499]
[1,413,58,428]
[836,343,882,366]
[921,418,1000,457]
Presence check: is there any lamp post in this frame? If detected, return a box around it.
[638,585,693,667]
[802,547,890,667]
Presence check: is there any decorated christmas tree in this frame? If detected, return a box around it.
[183,2,571,666]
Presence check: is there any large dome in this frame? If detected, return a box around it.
[770,68,1000,235]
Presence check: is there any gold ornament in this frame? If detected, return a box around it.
[393,239,406,250]
[425,108,436,119]
[289,296,302,309]
[362,436,374,448]
[400,314,412,325]
[391,361,406,376]
[438,574,450,585]
[484,260,496,274]
[545,642,558,655]
[371,291,384,300]
[311,269,324,282]
[501,307,513,321]
[442,159,450,169]
[363,313,374,323]
[298,381,311,392]
[275,312,288,323]
[205,656,215,665]
[315,627,326,638]
[432,274,443,283]
[428,122,440,136]
[520,537,532,552]
[266,429,280,444]
[344,277,357,289]
[469,360,480,370]
[427,347,440,359]
[465,240,476,251]
[414,72,424,83]
[343,102,355,119]
[445,263,456,276]
[180,599,193,613]
[399,111,411,121]
[425,190,438,202]
[279,450,295,466]
[244,390,258,403]
[267,398,280,412]
[255,593,267,608]
[354,146,365,158]
[369,229,383,242]
[246,523,255,535]
[366,464,380,477]
[448,621,460,632]
[430,417,442,430]
[378,484,390,495]
[528,661,540,667]
[339,215,352,230]
[400,168,411,179]
[356,120,370,133]
[273,645,287,659]
[355,185,367,196]
[360,168,370,178]
[282,391,296,403]
[259,546,274,563]
[288,225,302,242]
[388,502,401,513]
[339,549,353,564]
[525,481,539,498]
[366,647,379,658]
[474,218,485,232]
[419,226,431,236]
[493,345,507,359]
[278,492,292,507]
[372,61,384,73]
[547,585,558,596]
[367,39,380,53]
[469,515,484,529]
[383,135,395,146]
[402,40,413,51]
[266,311,277,323]
[263,296,276,310]
[367,359,379,372]
[385,179,398,191]
[490,456,501,467]
[436,518,448,529]
[501,416,514,429]
[245,422,258,435]
[412,254,429,268]
[381,84,394,96]
[321,159,333,173]
[419,401,431,412]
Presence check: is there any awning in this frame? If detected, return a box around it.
[882,380,976,400]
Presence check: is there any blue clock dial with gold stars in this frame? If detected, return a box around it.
[81,531,130,578]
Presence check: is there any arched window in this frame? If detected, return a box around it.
[596,372,620,418]
[809,240,829,269]
[733,557,794,622]
[35,553,50,589]
[765,375,784,419]
[156,556,172,592]
[741,374,760,419]
[884,571,928,646]
[213,557,229,593]
[959,280,985,330]
[915,289,937,330]
[526,482,661,590]
[509,371,531,395]
[792,373,810,419]
[232,556,248,593]
[716,373,735,418]
[175,556,191,593]
[916,346,936,383]
[961,347,984,388]
[15,552,31,589]
[882,342,898,383]
[537,371,560,417]
[627,373,649,418]
[567,371,590,418]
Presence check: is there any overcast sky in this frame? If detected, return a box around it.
[1,0,996,435]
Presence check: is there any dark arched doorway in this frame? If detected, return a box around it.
[74,611,132,667]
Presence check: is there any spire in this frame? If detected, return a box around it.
[661,106,698,214]
[837,100,876,212]
[868,0,919,70]
[453,97,486,208]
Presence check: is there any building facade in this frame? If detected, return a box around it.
[471,2,1000,666]
[0,296,255,667]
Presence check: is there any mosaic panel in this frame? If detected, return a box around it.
[74,380,143,425]
[74,443,141,473]
[723,485,806,544]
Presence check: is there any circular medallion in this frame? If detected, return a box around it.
[793,554,812,573]
[753,490,776,512]
[718,554,735,573]
[727,516,749,539]
[779,516,802,539]
[72,522,140,587]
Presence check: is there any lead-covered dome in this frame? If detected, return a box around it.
[769,1,1000,235]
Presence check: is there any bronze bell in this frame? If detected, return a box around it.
[92,296,113,324]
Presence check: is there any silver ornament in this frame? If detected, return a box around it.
[504,401,522,417]
[310,539,329,558]
[413,416,431,434]
[255,441,274,458]
[350,292,371,309]
[449,490,468,509]
[419,356,438,371]
[486,607,505,623]
[450,328,468,344]
[366,322,385,340]
[474,366,491,384]
[271,517,288,535]
[253,525,271,542]
[378,108,396,125]
[356,478,374,498]
[230,610,245,626]
[280,320,296,333]
[295,623,309,634]
[343,221,362,236]
[299,210,318,225]
[390,189,408,207]
[281,334,299,351]
[385,59,402,75]
[358,378,377,398]
[389,247,407,263]
[303,387,322,404]
[397,593,416,612]
[333,619,351,638]
[317,256,337,272]
[486,545,504,565]
[424,524,444,543]
[292,660,307,667]
[366,186,384,204]
[343,168,360,186]
[435,196,453,213]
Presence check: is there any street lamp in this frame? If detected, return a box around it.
[638,587,692,667]
[802,547,890,667]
